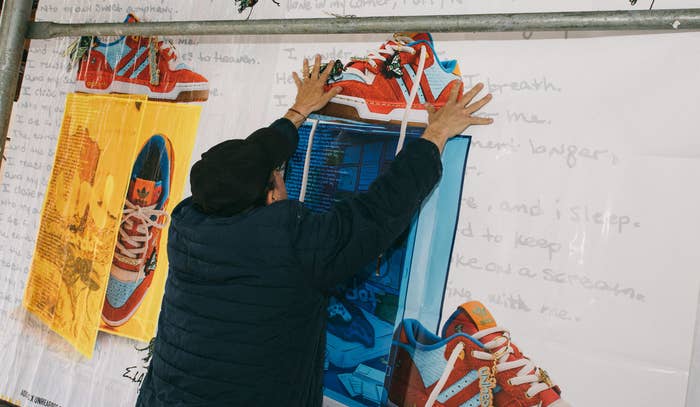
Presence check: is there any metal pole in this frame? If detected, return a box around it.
[27,9,700,39]
[0,0,33,165]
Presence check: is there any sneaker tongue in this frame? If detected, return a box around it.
[398,32,434,45]
[128,178,162,207]
[345,33,434,72]
[442,301,497,337]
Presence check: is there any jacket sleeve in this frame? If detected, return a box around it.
[291,138,443,290]
[269,117,299,152]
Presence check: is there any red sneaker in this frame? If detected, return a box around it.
[76,14,209,102]
[318,33,463,128]
[102,135,173,327]
[385,301,571,407]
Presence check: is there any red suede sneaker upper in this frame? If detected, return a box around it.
[324,33,463,114]
[76,13,208,100]
[386,302,567,407]
[388,321,494,407]
[442,302,564,407]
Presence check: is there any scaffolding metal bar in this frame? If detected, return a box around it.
[27,9,700,39]
[0,0,33,166]
[3,7,700,181]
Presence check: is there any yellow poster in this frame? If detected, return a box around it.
[98,100,201,341]
[24,93,201,358]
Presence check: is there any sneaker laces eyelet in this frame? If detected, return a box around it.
[116,201,170,261]
[471,327,554,401]
[340,37,426,156]
[425,341,466,407]
[458,344,466,360]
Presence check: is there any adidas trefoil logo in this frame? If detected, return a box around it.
[472,305,495,326]
[137,186,150,200]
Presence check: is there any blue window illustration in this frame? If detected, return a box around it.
[285,119,471,407]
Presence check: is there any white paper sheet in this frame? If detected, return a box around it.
[438,32,700,407]
[0,1,699,407]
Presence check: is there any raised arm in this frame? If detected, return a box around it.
[289,60,494,289]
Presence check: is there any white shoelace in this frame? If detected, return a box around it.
[115,200,169,273]
[425,341,466,407]
[298,38,429,202]
[360,35,416,70]
[425,327,553,407]
[396,44,426,156]
[348,36,428,156]
[298,119,318,202]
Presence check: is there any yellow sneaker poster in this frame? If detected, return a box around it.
[23,93,201,358]
[23,93,146,358]
[98,100,201,341]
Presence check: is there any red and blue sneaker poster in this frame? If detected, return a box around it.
[285,117,471,406]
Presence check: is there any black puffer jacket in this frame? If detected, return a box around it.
[136,120,443,407]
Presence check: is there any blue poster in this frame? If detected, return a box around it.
[285,118,471,406]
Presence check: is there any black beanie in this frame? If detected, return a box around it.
[190,125,296,216]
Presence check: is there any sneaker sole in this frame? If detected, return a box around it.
[75,79,209,102]
[318,95,429,127]
[387,396,571,407]
[101,294,147,327]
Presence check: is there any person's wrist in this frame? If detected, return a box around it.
[421,125,450,153]
[290,103,313,117]
[283,107,307,128]
[424,124,451,140]
[287,108,307,121]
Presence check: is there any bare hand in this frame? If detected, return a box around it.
[422,81,493,152]
[291,55,343,116]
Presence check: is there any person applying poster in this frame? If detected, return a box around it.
[135,55,493,407]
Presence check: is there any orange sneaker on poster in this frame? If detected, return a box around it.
[102,135,173,327]
[75,14,209,102]
[385,301,572,407]
[318,33,463,127]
